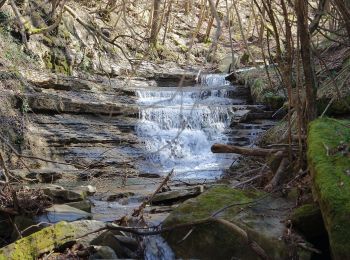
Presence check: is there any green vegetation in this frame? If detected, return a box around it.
[308,118,350,259]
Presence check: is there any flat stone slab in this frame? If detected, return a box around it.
[36,204,91,223]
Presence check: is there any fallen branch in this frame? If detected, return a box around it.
[215,218,269,259]
[211,143,287,157]
[264,157,289,192]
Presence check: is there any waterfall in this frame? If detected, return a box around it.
[135,74,236,179]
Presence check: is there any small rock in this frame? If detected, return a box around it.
[79,185,97,196]
[107,192,135,202]
[44,187,85,202]
[66,200,92,213]
[36,204,91,223]
[90,246,118,259]
[152,186,204,205]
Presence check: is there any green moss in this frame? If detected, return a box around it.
[308,118,350,259]
[0,221,74,259]
[43,50,71,75]
[164,186,256,226]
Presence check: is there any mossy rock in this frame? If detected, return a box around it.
[308,118,350,259]
[163,185,310,259]
[43,49,71,75]
[263,92,286,110]
[0,220,105,260]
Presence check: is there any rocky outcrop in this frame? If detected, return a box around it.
[308,118,350,260]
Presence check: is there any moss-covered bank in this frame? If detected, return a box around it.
[308,118,350,260]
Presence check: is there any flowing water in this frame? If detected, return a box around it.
[135,74,241,180]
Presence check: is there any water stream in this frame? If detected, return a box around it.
[135,74,239,180]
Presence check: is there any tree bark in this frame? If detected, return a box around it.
[149,0,162,47]
[296,0,318,122]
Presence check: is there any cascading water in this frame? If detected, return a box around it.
[135,74,239,180]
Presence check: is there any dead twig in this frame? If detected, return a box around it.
[132,169,174,217]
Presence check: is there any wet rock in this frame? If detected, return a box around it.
[90,246,118,259]
[107,192,135,202]
[0,220,106,259]
[66,200,92,213]
[152,186,204,205]
[90,231,138,258]
[44,186,85,203]
[36,204,91,223]
[162,185,310,259]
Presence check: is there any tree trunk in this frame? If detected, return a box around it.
[150,0,161,47]
[204,0,220,42]
[296,0,318,123]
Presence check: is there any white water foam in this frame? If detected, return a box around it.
[135,74,236,179]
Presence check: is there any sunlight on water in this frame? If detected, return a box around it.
[135,74,236,179]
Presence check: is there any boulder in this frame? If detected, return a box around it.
[162,185,310,259]
[36,204,91,223]
[90,231,138,258]
[0,220,105,259]
[308,118,350,259]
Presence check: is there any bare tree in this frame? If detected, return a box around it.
[149,0,162,47]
